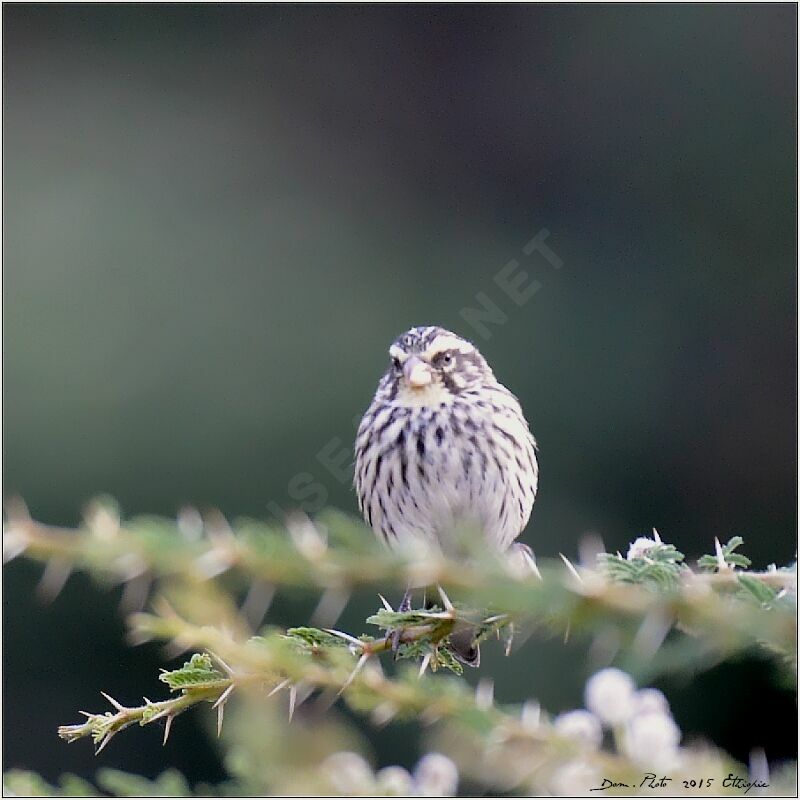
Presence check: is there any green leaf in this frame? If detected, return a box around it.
[159,653,225,691]
[698,536,752,571]
[366,608,443,629]
[432,645,464,675]
[737,574,779,607]
[598,544,684,590]
[284,627,351,649]
[393,636,465,675]
[96,768,191,797]
[58,774,98,796]
[3,769,58,796]
[395,640,429,660]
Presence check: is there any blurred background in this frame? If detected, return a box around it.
[4,3,796,790]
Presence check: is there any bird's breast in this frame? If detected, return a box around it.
[356,396,535,550]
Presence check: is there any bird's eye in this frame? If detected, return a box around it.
[434,351,454,367]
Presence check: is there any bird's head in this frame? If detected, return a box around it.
[380,326,492,406]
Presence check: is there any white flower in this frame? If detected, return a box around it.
[621,711,682,770]
[321,751,375,795]
[549,760,602,796]
[413,753,459,797]
[627,536,659,561]
[377,766,414,796]
[584,668,637,725]
[634,688,670,715]
[553,709,603,749]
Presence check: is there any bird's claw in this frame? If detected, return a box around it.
[397,589,412,612]
[385,589,412,658]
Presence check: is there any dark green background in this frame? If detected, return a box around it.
[4,3,797,788]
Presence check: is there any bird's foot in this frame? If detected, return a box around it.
[398,588,412,612]
[387,589,412,657]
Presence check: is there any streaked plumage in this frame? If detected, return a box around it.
[354,325,538,555]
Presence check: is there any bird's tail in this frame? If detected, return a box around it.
[419,587,480,667]
[447,623,480,668]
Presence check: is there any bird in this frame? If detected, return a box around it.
[354,325,539,664]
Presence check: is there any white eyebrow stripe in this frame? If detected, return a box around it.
[424,334,474,358]
[389,344,408,360]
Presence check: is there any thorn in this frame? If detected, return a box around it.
[36,558,73,603]
[287,512,327,559]
[311,587,351,628]
[437,585,455,612]
[177,506,203,541]
[632,610,671,660]
[504,622,515,657]
[240,580,275,630]
[418,653,432,677]
[112,553,147,584]
[578,533,605,568]
[311,686,341,715]
[749,746,769,786]
[147,706,172,723]
[378,594,394,611]
[366,656,384,678]
[475,679,494,711]
[208,651,235,676]
[84,499,121,540]
[652,527,662,543]
[100,692,126,712]
[161,638,191,661]
[371,701,398,728]
[268,678,291,698]
[715,537,728,571]
[2,529,29,563]
[212,684,235,710]
[564,620,571,644]
[588,627,622,665]
[153,596,179,619]
[521,700,541,730]
[79,711,94,719]
[323,628,366,649]
[204,508,236,544]
[95,732,115,755]
[5,495,31,523]
[119,574,151,614]
[295,683,314,710]
[524,549,542,579]
[217,702,224,737]
[162,714,173,745]
[288,686,297,721]
[193,547,233,579]
[338,653,370,696]
[419,707,442,726]
[559,553,583,583]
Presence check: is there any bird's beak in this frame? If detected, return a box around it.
[403,356,433,388]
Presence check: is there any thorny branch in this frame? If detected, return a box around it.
[4,501,797,795]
